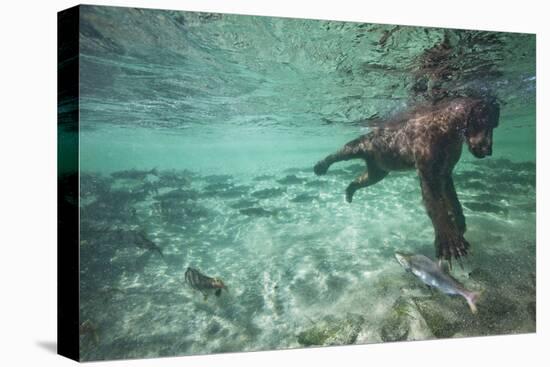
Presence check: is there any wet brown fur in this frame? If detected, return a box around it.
[314,97,500,262]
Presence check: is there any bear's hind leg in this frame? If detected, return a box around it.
[345,165,388,203]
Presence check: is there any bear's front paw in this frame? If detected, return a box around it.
[313,161,329,176]
[436,233,470,262]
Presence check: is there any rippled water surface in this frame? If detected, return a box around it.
[60,5,536,361]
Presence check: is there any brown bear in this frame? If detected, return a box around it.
[314,97,500,263]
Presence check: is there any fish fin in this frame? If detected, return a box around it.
[465,290,482,314]
[215,289,222,297]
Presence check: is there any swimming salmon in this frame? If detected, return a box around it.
[395,252,481,313]
[135,230,163,258]
[184,267,226,299]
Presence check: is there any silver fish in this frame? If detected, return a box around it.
[395,252,481,313]
[184,267,226,299]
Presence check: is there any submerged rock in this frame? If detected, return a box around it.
[459,180,487,191]
[304,179,328,188]
[239,207,274,217]
[253,174,274,181]
[157,169,193,187]
[472,192,507,202]
[154,188,198,201]
[204,182,234,191]
[297,313,364,347]
[379,296,415,342]
[111,168,158,180]
[468,268,495,283]
[491,171,536,187]
[231,199,259,209]
[527,301,536,323]
[455,170,485,181]
[463,201,508,215]
[345,163,365,172]
[203,184,250,198]
[472,158,536,173]
[80,173,112,198]
[290,193,319,203]
[155,200,209,223]
[475,290,518,332]
[327,168,354,178]
[516,202,536,213]
[513,161,536,171]
[202,174,233,183]
[412,296,463,338]
[283,167,308,174]
[251,187,286,199]
[277,174,307,185]
[479,281,537,334]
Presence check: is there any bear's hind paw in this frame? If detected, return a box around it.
[313,161,329,176]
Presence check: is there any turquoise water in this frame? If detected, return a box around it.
[67,6,535,361]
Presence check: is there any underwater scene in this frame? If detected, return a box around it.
[61,5,535,361]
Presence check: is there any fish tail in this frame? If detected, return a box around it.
[465,290,482,314]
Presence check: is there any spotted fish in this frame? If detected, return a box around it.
[184,267,226,299]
